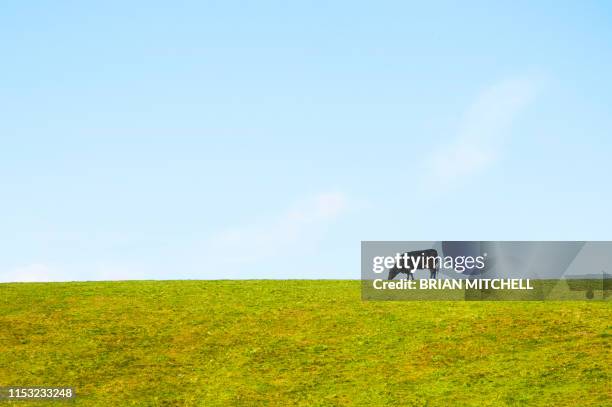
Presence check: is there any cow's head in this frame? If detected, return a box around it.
[388,267,400,280]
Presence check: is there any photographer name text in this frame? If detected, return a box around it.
[373,278,534,290]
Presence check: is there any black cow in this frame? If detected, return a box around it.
[388,249,439,280]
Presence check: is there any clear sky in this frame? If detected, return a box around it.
[2,1,612,281]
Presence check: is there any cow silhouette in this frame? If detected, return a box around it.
[388,249,439,280]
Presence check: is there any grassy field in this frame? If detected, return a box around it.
[0,281,610,406]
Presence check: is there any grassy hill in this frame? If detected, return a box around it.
[0,280,610,406]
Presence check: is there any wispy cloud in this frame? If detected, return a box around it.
[427,77,539,184]
[207,192,349,266]
[0,263,61,283]
[0,262,148,283]
[0,194,350,282]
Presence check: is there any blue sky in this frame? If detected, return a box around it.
[2,1,612,281]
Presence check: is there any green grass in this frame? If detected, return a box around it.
[0,280,610,406]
